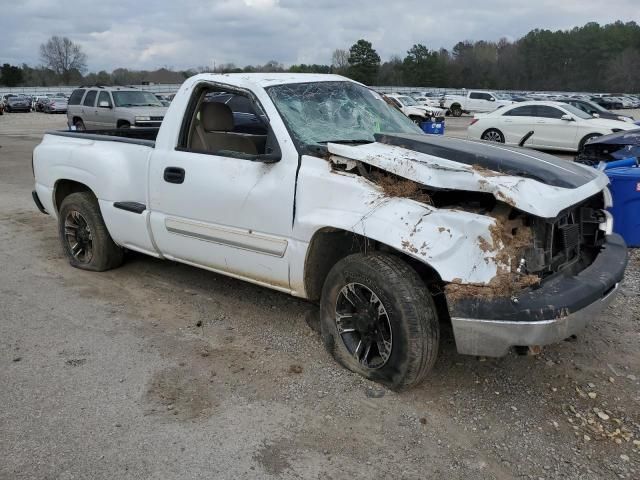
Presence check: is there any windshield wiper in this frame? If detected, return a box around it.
[318,139,373,145]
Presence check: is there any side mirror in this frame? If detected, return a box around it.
[592,113,600,118]
[98,101,112,108]
[561,114,574,121]
[489,97,496,102]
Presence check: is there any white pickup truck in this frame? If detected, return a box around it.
[32,73,628,390]
[441,90,513,117]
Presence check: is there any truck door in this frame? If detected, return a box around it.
[148,84,298,291]
[94,91,114,128]
[80,90,98,128]
[468,92,483,111]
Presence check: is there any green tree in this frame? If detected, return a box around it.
[347,39,381,85]
[402,44,447,87]
[0,64,24,86]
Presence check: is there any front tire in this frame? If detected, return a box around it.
[74,119,86,131]
[58,192,124,271]
[320,253,439,391]
[450,104,463,117]
[482,128,505,143]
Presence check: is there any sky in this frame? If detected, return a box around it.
[1,0,639,72]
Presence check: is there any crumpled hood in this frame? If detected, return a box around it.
[328,133,609,219]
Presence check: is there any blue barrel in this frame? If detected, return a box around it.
[421,121,445,135]
[607,165,640,247]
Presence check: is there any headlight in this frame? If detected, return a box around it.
[135,116,150,122]
[620,116,634,123]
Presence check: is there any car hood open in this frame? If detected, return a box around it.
[328,133,609,219]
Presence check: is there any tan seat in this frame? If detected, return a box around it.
[192,102,258,155]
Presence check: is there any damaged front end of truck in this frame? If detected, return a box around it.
[325,133,628,357]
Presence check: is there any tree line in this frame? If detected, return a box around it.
[2,21,639,92]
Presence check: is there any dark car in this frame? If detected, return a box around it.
[37,98,51,112]
[576,129,640,166]
[5,96,31,112]
[591,97,623,110]
[557,98,634,123]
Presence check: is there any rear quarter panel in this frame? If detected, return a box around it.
[33,134,158,255]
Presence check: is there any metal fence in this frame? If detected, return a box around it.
[1,83,627,99]
[0,84,183,97]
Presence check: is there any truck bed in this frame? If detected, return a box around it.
[46,128,159,148]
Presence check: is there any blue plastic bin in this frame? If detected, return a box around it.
[606,164,640,247]
[421,121,445,135]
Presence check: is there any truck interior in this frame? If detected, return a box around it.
[183,88,273,158]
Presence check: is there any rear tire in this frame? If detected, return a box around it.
[578,133,602,152]
[58,192,124,272]
[74,119,86,131]
[450,104,463,117]
[481,128,505,143]
[320,253,439,391]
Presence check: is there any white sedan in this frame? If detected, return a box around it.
[467,101,637,152]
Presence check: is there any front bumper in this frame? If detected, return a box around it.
[450,234,628,357]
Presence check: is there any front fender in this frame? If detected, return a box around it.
[295,157,499,284]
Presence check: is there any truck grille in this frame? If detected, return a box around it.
[523,193,606,278]
[558,223,580,253]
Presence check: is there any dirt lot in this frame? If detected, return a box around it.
[1,112,639,479]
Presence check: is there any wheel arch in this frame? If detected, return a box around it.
[481,127,504,141]
[303,227,445,304]
[53,179,94,214]
[578,132,603,151]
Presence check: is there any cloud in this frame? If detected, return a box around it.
[0,0,637,71]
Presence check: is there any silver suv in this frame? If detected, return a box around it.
[66,86,168,130]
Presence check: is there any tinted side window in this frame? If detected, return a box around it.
[97,91,112,107]
[83,90,97,107]
[503,106,535,117]
[535,106,565,119]
[469,92,482,99]
[68,89,85,105]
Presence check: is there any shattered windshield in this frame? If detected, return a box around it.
[266,81,421,149]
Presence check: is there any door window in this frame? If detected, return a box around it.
[179,86,274,159]
[83,90,97,107]
[502,106,535,117]
[534,106,565,119]
[68,89,85,105]
[97,91,112,107]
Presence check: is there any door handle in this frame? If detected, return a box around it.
[163,167,185,184]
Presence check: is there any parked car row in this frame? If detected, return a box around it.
[467,100,637,153]
[382,94,446,123]
[1,93,69,113]
[379,90,640,119]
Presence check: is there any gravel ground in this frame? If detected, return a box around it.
[1,111,639,479]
